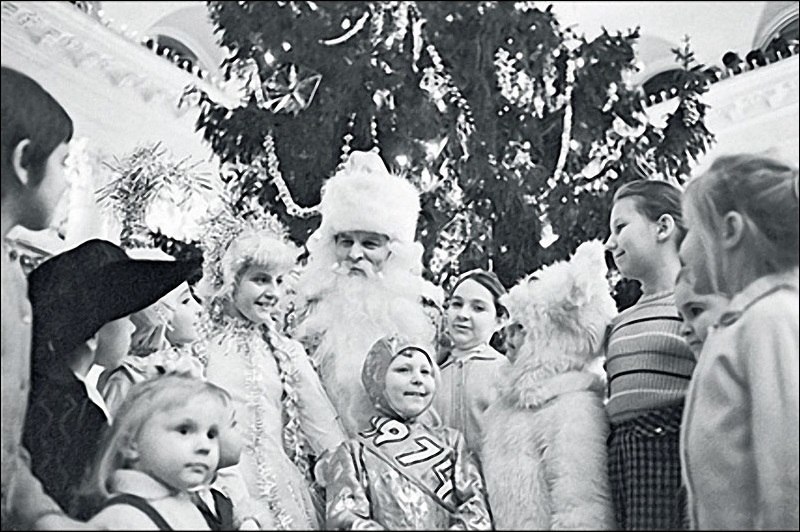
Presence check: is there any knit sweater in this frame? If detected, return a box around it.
[604,291,695,423]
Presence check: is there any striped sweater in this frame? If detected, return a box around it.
[605,290,695,423]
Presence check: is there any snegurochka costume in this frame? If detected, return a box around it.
[326,335,492,530]
[194,201,346,530]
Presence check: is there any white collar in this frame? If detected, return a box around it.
[74,370,112,423]
[112,470,185,501]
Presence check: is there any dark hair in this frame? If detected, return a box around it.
[448,269,509,319]
[613,180,686,245]
[684,154,799,277]
[1,67,74,198]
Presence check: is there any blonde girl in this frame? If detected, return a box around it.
[678,154,799,529]
[603,180,695,529]
[195,207,346,529]
[85,374,231,530]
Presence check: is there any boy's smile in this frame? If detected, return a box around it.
[384,348,436,419]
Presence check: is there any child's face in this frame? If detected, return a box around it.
[94,317,136,369]
[333,231,391,277]
[446,279,503,351]
[605,197,661,282]
[21,142,70,231]
[166,283,202,345]
[218,405,245,469]
[674,277,729,357]
[131,396,222,491]
[232,264,283,325]
[384,349,436,419]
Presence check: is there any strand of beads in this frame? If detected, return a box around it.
[548,55,577,190]
[262,133,319,218]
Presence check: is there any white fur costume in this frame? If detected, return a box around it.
[481,241,618,530]
[294,152,442,436]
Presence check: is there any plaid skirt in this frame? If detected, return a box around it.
[607,404,686,530]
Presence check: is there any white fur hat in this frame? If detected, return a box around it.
[315,151,421,243]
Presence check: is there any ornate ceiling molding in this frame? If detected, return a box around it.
[1,1,238,114]
[645,55,798,126]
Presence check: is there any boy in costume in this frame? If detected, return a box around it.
[326,334,492,530]
[1,66,87,529]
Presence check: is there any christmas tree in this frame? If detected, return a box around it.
[189,0,714,304]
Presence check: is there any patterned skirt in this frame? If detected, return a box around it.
[607,403,686,530]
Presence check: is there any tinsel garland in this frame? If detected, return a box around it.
[261,328,314,482]
[195,313,311,530]
[424,41,475,159]
[96,142,213,247]
[494,47,536,110]
[548,56,576,190]
[335,113,358,173]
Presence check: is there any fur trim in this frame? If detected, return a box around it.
[125,247,174,261]
[315,151,421,243]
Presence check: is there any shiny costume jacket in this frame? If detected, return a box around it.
[326,416,492,530]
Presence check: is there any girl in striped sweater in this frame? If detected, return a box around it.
[603,180,694,530]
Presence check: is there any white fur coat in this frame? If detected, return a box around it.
[482,370,615,530]
[480,240,618,530]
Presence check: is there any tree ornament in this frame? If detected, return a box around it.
[261,63,322,115]
[549,55,576,193]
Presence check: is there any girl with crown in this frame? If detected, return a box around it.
[194,200,346,529]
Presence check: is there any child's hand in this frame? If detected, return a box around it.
[239,517,259,530]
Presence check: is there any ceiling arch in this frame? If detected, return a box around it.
[753,1,799,49]
[630,34,681,85]
[147,4,223,74]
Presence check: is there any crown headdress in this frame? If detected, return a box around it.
[196,192,291,300]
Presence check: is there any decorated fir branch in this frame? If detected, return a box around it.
[188,1,714,288]
[96,142,216,250]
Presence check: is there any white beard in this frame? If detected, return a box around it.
[296,266,438,436]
